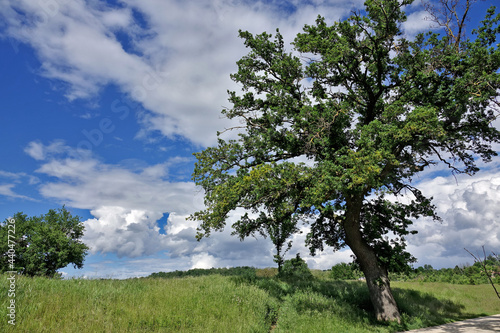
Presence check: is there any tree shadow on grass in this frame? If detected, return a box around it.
[232,277,376,322]
[392,287,486,331]
[232,275,480,332]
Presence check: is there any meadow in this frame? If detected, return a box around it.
[1,268,499,332]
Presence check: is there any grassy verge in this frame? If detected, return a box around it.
[392,281,500,331]
[1,271,499,332]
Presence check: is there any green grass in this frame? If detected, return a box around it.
[1,274,276,332]
[1,271,499,332]
[392,281,500,331]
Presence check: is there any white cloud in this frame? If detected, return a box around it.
[0,184,36,201]
[25,141,196,256]
[190,252,218,269]
[408,170,500,267]
[24,141,46,161]
[83,206,166,258]
[0,171,38,201]
[36,157,196,213]
[0,0,364,146]
[403,10,433,37]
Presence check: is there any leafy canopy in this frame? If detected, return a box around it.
[0,207,89,277]
[190,0,500,272]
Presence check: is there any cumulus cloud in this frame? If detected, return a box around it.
[407,171,500,267]
[26,141,198,255]
[190,252,219,269]
[25,141,278,269]
[83,207,166,258]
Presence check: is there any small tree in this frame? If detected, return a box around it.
[0,207,89,277]
[231,189,301,273]
[280,253,313,280]
[233,210,298,273]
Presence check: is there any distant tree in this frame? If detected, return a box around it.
[190,0,500,322]
[423,265,434,271]
[280,253,313,280]
[0,207,89,277]
[231,195,300,273]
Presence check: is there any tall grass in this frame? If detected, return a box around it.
[1,274,276,332]
[1,271,499,332]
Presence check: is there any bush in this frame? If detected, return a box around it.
[256,267,278,278]
[330,262,363,280]
[279,254,313,280]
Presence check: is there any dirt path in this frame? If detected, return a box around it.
[402,314,500,332]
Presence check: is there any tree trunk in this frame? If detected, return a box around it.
[344,197,401,323]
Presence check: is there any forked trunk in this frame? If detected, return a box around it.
[344,197,401,323]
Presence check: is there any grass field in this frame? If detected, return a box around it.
[1,270,499,332]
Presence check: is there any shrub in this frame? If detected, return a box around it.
[330,262,363,280]
[256,267,278,278]
[279,254,313,280]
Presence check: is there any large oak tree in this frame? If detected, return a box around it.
[190,0,500,322]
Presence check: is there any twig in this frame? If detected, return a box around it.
[465,246,500,300]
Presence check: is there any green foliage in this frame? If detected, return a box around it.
[0,207,89,277]
[389,263,500,285]
[330,258,500,286]
[279,253,313,280]
[148,266,256,279]
[331,262,364,280]
[256,267,279,278]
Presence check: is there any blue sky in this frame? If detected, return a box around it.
[1,0,499,279]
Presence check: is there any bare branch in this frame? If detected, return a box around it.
[465,246,500,300]
[423,0,481,50]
